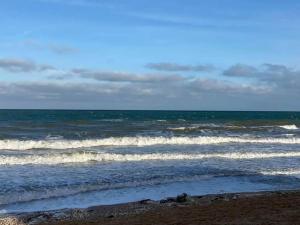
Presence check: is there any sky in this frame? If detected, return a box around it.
[1,0,300,110]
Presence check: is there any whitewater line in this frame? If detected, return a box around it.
[2,151,300,165]
[1,136,300,150]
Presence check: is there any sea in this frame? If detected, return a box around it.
[1,110,300,214]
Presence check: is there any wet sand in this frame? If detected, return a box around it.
[2,190,300,225]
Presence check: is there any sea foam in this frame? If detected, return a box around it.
[261,169,300,176]
[2,151,300,165]
[0,136,300,150]
[1,136,300,150]
[278,125,298,130]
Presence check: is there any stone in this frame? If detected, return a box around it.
[139,199,152,204]
[176,193,188,203]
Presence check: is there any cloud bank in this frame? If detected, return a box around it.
[146,62,214,72]
[0,57,299,110]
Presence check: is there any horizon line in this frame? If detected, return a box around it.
[0,108,299,113]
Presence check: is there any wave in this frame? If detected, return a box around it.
[1,136,300,150]
[45,135,64,140]
[168,124,299,131]
[168,126,198,131]
[278,125,298,130]
[0,180,154,206]
[168,124,233,131]
[2,151,300,165]
[261,169,300,176]
[0,174,222,206]
[98,119,124,122]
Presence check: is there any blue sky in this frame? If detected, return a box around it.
[1,0,300,110]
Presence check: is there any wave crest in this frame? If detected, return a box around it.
[278,125,298,130]
[1,136,300,150]
[2,151,300,165]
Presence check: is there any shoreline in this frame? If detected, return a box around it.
[2,189,300,225]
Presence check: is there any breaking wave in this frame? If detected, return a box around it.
[168,124,299,131]
[1,136,300,150]
[261,169,300,176]
[278,125,298,130]
[2,151,300,165]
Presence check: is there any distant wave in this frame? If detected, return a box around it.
[168,126,199,131]
[278,125,298,130]
[2,151,300,165]
[1,136,300,150]
[169,124,299,131]
[168,124,239,131]
[98,119,124,122]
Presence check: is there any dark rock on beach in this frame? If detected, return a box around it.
[176,193,188,203]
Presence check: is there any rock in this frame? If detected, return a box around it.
[139,199,152,204]
[176,193,188,203]
[26,213,53,225]
[159,199,169,204]
[160,197,177,204]
[160,193,192,204]
[166,197,176,202]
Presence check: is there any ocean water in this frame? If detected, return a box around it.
[1,110,300,213]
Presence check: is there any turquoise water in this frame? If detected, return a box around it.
[1,110,300,213]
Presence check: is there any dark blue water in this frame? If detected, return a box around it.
[1,110,300,139]
[1,110,300,213]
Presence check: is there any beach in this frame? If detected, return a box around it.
[2,190,300,225]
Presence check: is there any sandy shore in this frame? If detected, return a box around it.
[2,190,300,225]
